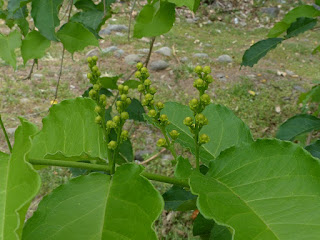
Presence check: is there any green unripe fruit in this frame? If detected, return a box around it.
[137,84,145,92]
[203,66,211,74]
[92,66,99,72]
[157,138,166,147]
[96,71,101,77]
[169,130,180,140]
[156,102,164,110]
[102,100,107,106]
[87,73,93,80]
[149,87,157,95]
[183,117,193,126]
[135,71,142,78]
[118,84,124,91]
[126,98,132,105]
[94,105,101,113]
[200,94,211,105]
[87,57,92,63]
[95,115,102,124]
[93,84,100,91]
[142,99,148,106]
[206,75,214,83]
[121,130,129,141]
[145,93,153,101]
[89,89,97,98]
[121,112,129,120]
[136,62,143,70]
[199,133,210,144]
[195,113,208,126]
[189,98,199,110]
[145,72,150,78]
[194,65,202,74]
[150,100,155,105]
[106,120,116,129]
[113,115,121,124]
[148,109,157,118]
[92,56,98,62]
[144,79,151,86]
[141,67,148,74]
[120,94,127,101]
[194,78,205,88]
[123,86,129,93]
[116,101,123,109]
[108,141,117,150]
[100,94,107,102]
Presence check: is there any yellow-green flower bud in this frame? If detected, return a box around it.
[95,115,102,124]
[87,57,92,63]
[135,71,142,78]
[100,94,107,102]
[195,114,208,126]
[194,78,205,88]
[183,117,193,126]
[92,66,99,72]
[121,112,129,120]
[203,66,211,74]
[92,56,98,62]
[200,94,211,105]
[145,72,150,78]
[116,101,123,109]
[156,102,164,110]
[145,93,153,101]
[148,109,157,118]
[120,94,127,101]
[93,84,100,91]
[199,133,210,144]
[113,115,121,124]
[118,84,124,91]
[108,141,117,150]
[144,79,151,86]
[121,130,129,141]
[206,75,214,83]
[136,62,143,70]
[149,87,157,95]
[169,130,180,140]
[87,73,93,80]
[126,98,132,105]
[96,71,101,77]
[94,105,101,113]
[123,85,129,93]
[89,89,97,98]
[138,84,145,92]
[142,99,148,106]
[141,67,148,74]
[189,98,199,110]
[159,114,169,124]
[194,65,202,74]
[106,120,116,129]
[157,138,166,147]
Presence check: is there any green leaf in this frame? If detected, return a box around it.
[21,30,51,64]
[298,85,320,104]
[167,0,200,12]
[268,5,320,37]
[193,213,215,237]
[74,0,98,10]
[285,17,317,38]
[241,38,283,67]
[0,30,21,68]
[133,0,176,38]
[23,164,163,240]
[57,22,99,54]
[190,139,320,240]
[162,102,253,164]
[162,185,197,211]
[123,79,141,89]
[276,114,320,141]
[306,140,320,159]
[29,98,108,162]
[127,98,145,122]
[6,5,29,36]
[312,44,320,54]
[31,0,63,41]
[99,75,119,89]
[0,119,41,239]
[82,87,113,98]
[175,156,193,179]
[316,0,320,6]
[8,0,30,13]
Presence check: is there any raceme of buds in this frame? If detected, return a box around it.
[169,130,180,140]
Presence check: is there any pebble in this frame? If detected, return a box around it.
[99,24,128,35]
[149,60,169,71]
[180,57,189,63]
[86,49,100,57]
[20,98,30,104]
[193,53,208,58]
[293,85,306,92]
[33,73,43,78]
[155,47,172,57]
[138,48,150,53]
[124,54,141,65]
[102,46,118,54]
[6,127,17,135]
[114,49,124,58]
[217,54,233,63]
[216,73,227,81]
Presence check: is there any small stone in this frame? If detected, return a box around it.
[193,53,208,58]
[20,98,30,104]
[275,106,281,113]
[162,154,172,161]
[180,57,189,63]
[293,85,306,92]
[216,73,227,81]
[124,54,141,65]
[69,84,75,89]
[154,42,162,47]
[204,43,213,47]
[175,18,181,23]
[86,49,100,57]
[99,24,128,36]
[277,70,287,77]
[217,54,232,63]
[114,49,124,58]
[6,127,17,135]
[33,73,43,78]
[140,37,150,43]
[247,74,256,80]
[285,70,295,76]
[186,18,196,24]
[155,47,172,57]
[138,48,150,53]
[260,7,280,18]
[115,32,125,37]
[149,60,169,71]
[102,46,118,54]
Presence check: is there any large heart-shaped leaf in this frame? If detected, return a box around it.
[0,30,21,68]
[29,98,108,162]
[276,114,320,141]
[22,164,163,239]
[190,139,320,240]
[168,0,200,12]
[306,140,320,159]
[0,119,41,240]
[162,102,253,164]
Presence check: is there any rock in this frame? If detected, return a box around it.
[313,4,320,11]
[138,48,150,53]
[285,70,295,76]
[124,54,141,65]
[33,73,43,78]
[204,43,213,48]
[102,46,118,54]
[216,73,227,82]
[217,54,232,63]
[180,57,189,63]
[149,60,169,71]
[293,85,306,92]
[260,7,280,18]
[175,18,181,23]
[162,154,172,161]
[155,47,172,57]
[20,98,30,104]
[154,42,162,47]
[114,49,124,58]
[247,74,256,80]
[193,53,208,58]
[6,127,17,135]
[86,49,100,57]
[99,24,128,35]
[115,32,125,37]
[140,37,150,43]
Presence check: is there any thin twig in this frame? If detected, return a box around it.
[0,114,12,153]
[172,44,180,65]
[23,59,36,80]
[128,0,137,41]
[145,37,156,67]
[139,148,166,165]
[306,131,313,146]
[103,0,106,17]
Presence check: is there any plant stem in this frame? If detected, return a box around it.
[145,37,156,67]
[194,127,200,171]
[160,127,177,160]
[111,124,123,174]
[28,158,189,187]
[0,114,12,153]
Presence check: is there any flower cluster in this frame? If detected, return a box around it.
[184,66,214,146]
